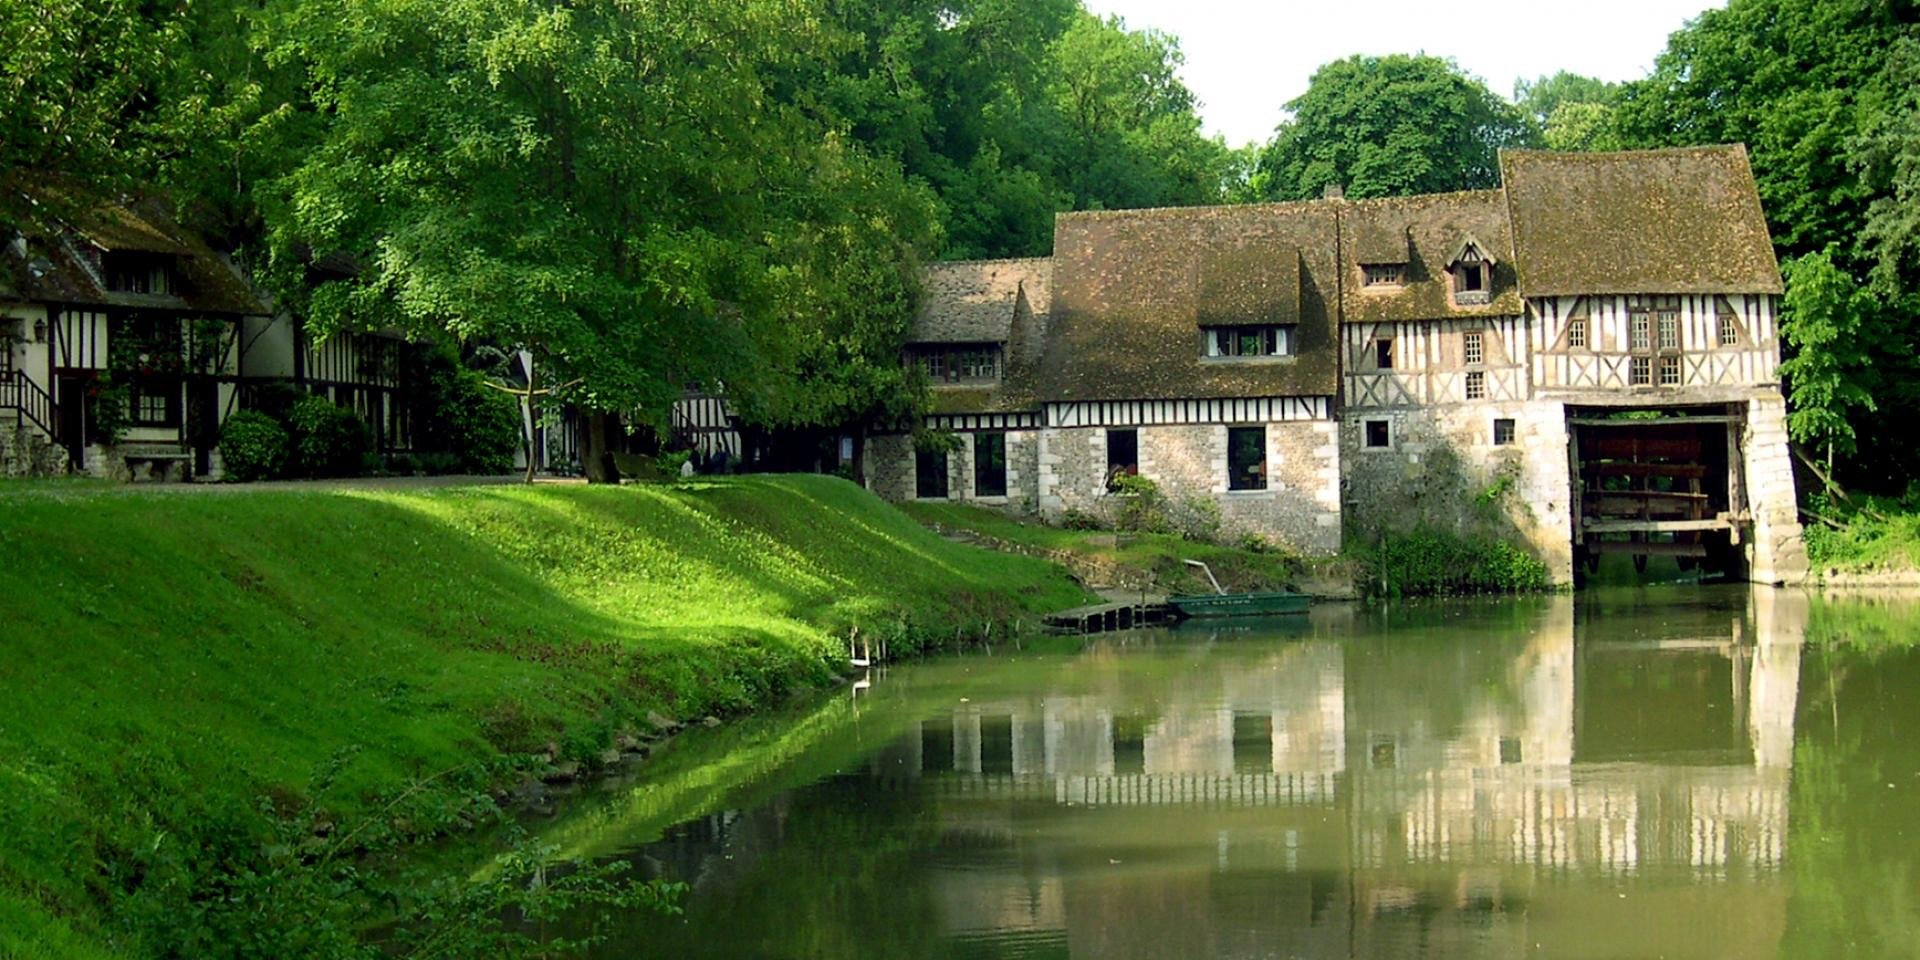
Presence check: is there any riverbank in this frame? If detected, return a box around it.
[901,500,1359,598]
[0,476,1090,958]
[1804,495,1920,585]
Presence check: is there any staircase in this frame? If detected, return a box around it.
[0,370,69,476]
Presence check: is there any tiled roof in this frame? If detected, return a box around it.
[1501,146,1784,296]
[1035,202,1342,402]
[1341,191,1524,326]
[2,180,268,315]
[912,258,1051,344]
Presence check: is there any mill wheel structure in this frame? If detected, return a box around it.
[1569,406,1748,580]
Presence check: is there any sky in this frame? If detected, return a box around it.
[1079,0,1726,146]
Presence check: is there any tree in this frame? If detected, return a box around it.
[1513,71,1618,126]
[1615,0,1920,490]
[1778,250,1880,485]
[1254,54,1536,202]
[258,0,939,481]
[0,0,191,225]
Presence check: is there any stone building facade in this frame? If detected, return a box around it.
[868,146,1808,585]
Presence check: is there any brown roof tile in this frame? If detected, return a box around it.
[912,258,1051,344]
[1341,191,1524,325]
[1037,202,1342,402]
[1501,146,1783,297]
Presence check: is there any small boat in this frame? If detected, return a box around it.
[1168,560,1311,619]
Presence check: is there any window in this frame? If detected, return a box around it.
[1227,425,1267,491]
[1718,315,1739,347]
[1493,418,1516,446]
[1630,356,1652,386]
[1460,263,1485,292]
[1106,428,1139,490]
[1658,310,1680,350]
[104,253,176,295]
[1660,355,1682,386]
[1463,331,1484,366]
[1499,737,1523,765]
[127,378,179,427]
[1630,312,1651,351]
[973,432,1007,498]
[1453,261,1489,304]
[1365,419,1391,449]
[1568,317,1588,349]
[914,447,949,499]
[1375,338,1394,370]
[913,344,1001,384]
[1204,325,1293,358]
[1465,370,1486,400]
[1363,263,1405,287]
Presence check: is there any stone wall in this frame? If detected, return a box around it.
[1741,394,1809,585]
[1037,420,1342,556]
[1,425,69,477]
[1341,400,1575,585]
[867,429,1040,511]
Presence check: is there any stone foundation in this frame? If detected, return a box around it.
[1741,395,1809,585]
[1341,401,1575,585]
[1,425,69,477]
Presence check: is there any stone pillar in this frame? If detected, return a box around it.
[1742,395,1809,585]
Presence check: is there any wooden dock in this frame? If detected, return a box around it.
[1043,600,1174,634]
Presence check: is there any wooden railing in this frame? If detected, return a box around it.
[0,369,55,435]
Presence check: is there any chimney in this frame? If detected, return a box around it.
[1322,183,1345,200]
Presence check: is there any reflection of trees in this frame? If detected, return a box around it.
[1784,598,1920,958]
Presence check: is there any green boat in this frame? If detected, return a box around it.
[1168,591,1311,618]
[1168,560,1311,618]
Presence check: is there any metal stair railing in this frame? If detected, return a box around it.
[0,369,56,436]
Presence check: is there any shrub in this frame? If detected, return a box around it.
[218,411,288,482]
[1110,473,1172,533]
[285,395,374,478]
[1361,527,1551,598]
[1059,508,1103,531]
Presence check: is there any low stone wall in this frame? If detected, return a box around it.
[1341,400,1575,585]
[1,425,69,477]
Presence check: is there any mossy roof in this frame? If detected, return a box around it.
[1501,146,1784,297]
[4,180,269,315]
[1340,190,1524,325]
[1035,201,1342,402]
[912,258,1051,344]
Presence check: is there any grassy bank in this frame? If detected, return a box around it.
[0,476,1088,958]
[1804,493,1920,578]
[897,500,1340,597]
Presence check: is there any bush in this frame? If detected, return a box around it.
[1110,473,1172,534]
[218,411,288,482]
[1361,527,1551,598]
[1059,508,1102,531]
[1170,496,1223,543]
[285,395,374,478]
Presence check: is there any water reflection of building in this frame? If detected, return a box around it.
[875,590,1807,958]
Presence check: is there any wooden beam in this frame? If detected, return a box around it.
[1582,517,1741,534]
[1568,415,1742,427]
[1587,540,1712,557]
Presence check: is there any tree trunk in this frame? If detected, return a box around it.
[851,423,868,488]
[582,411,621,484]
[521,359,539,484]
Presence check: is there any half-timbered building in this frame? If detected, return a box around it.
[1,189,272,479]
[871,146,1808,584]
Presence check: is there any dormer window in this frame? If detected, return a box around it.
[1445,233,1495,306]
[1204,325,1293,359]
[912,343,1001,384]
[1362,263,1405,287]
[104,251,178,296]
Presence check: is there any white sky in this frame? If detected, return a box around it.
[1080,0,1726,146]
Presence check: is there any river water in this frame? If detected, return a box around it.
[524,587,1920,958]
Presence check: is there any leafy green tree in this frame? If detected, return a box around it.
[1513,71,1618,125]
[257,0,938,480]
[1779,250,1881,483]
[0,0,190,224]
[1540,101,1624,152]
[1254,54,1537,201]
[1616,0,1920,490]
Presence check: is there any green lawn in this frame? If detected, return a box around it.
[897,500,1331,596]
[0,476,1088,957]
